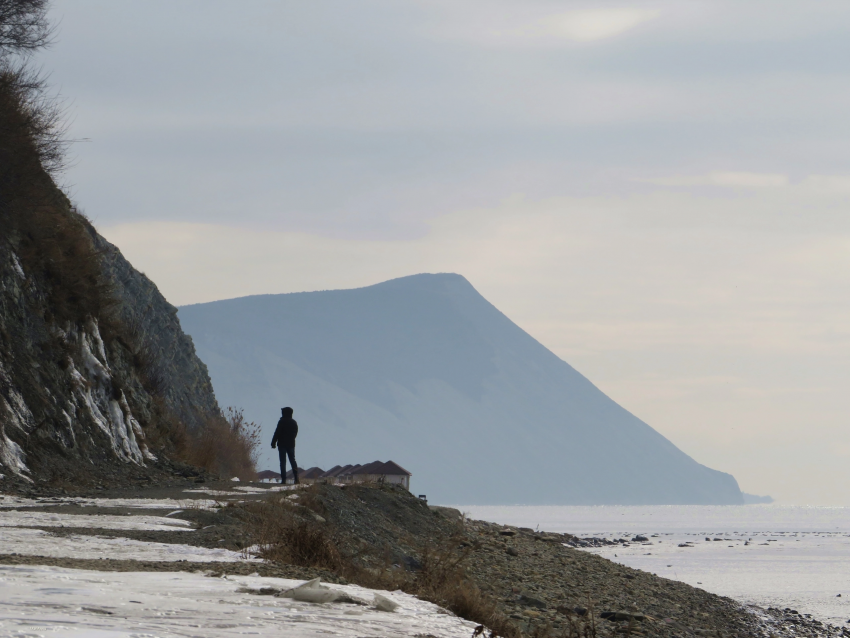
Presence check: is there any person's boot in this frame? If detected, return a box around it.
[294,472,300,485]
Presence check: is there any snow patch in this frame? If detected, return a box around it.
[65,320,151,465]
[0,494,220,510]
[0,360,32,478]
[0,509,194,531]
[0,566,478,638]
[0,527,258,562]
[0,433,29,480]
[10,251,25,278]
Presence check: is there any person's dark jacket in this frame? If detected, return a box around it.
[271,417,298,449]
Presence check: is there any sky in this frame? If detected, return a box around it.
[40,0,850,505]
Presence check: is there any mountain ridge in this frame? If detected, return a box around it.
[178,273,743,505]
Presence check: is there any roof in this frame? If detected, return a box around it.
[352,461,384,475]
[300,467,325,479]
[319,465,343,478]
[348,460,411,476]
[377,460,411,476]
[257,470,281,480]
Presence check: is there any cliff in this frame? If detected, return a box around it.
[0,219,222,489]
[0,65,220,489]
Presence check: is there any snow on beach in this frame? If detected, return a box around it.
[0,490,478,637]
[0,565,479,638]
[0,493,220,510]
[0,509,193,531]
[0,526,258,562]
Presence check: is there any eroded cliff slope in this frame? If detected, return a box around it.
[0,63,220,490]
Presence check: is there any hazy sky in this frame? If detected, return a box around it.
[42,1,850,505]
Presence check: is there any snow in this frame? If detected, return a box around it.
[0,495,219,510]
[0,434,29,480]
[60,319,153,466]
[0,361,34,479]
[0,566,479,638]
[0,510,194,531]
[183,484,307,497]
[0,527,258,562]
[10,251,25,278]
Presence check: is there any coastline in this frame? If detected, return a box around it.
[456,503,850,634]
[1,483,846,637]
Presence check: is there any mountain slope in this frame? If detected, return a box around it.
[178,274,742,504]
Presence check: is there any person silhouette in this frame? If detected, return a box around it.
[271,407,299,484]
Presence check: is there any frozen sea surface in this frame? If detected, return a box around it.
[0,565,478,638]
[456,505,850,627]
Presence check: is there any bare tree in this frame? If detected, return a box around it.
[0,0,51,57]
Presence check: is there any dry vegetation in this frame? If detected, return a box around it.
[242,488,522,638]
[176,407,261,481]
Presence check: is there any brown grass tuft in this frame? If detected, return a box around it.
[243,492,519,638]
[177,407,261,481]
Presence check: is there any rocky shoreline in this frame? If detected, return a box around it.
[458,518,847,638]
[1,482,846,638]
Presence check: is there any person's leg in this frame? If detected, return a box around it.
[286,447,299,484]
[278,447,288,483]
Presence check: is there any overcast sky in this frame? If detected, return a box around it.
[42,0,850,505]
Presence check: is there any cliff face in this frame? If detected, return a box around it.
[0,10,221,490]
[0,218,220,490]
[94,234,219,432]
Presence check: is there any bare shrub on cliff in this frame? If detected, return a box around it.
[180,407,261,481]
[0,65,103,329]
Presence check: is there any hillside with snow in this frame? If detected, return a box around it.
[178,274,743,505]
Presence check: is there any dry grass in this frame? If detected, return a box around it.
[0,66,114,329]
[176,407,261,481]
[249,497,344,571]
[411,536,521,638]
[243,491,520,638]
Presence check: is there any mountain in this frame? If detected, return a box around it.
[178,274,743,505]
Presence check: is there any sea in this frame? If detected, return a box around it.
[452,505,850,627]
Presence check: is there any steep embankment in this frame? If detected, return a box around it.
[0,222,221,489]
[178,274,743,505]
[0,66,220,489]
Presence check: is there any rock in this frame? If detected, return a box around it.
[632,535,648,542]
[506,547,519,556]
[600,612,646,623]
[500,530,517,536]
[428,506,462,521]
[519,594,547,609]
[373,594,398,612]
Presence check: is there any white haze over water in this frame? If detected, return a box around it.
[457,505,850,627]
